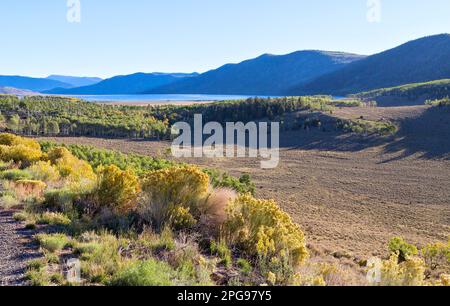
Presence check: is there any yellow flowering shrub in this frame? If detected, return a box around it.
[0,133,41,150]
[223,194,308,267]
[95,165,141,214]
[421,240,450,272]
[168,206,197,230]
[0,144,43,166]
[47,147,96,182]
[439,274,450,286]
[140,166,210,230]
[380,254,426,286]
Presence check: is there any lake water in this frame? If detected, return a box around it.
[63,94,271,103]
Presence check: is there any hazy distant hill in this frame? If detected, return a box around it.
[0,75,71,92]
[46,72,199,95]
[47,75,103,87]
[0,86,38,96]
[292,34,450,95]
[147,51,365,95]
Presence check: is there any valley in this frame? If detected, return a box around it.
[37,104,450,259]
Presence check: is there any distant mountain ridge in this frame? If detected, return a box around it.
[146,51,365,95]
[4,34,450,96]
[291,34,450,95]
[45,72,199,95]
[46,75,103,87]
[0,86,38,96]
[0,75,71,92]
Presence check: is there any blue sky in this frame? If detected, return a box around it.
[1,0,449,78]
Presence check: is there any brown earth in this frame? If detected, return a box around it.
[38,105,450,259]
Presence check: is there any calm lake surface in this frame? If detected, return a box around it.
[63,94,271,103]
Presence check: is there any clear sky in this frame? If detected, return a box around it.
[1,0,449,78]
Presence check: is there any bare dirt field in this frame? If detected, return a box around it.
[38,105,450,258]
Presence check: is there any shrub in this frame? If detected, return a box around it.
[27,258,46,271]
[27,161,60,183]
[421,241,450,272]
[109,259,177,286]
[210,240,233,268]
[47,147,96,183]
[25,269,50,286]
[0,194,19,209]
[380,254,426,286]
[79,233,129,283]
[95,165,140,214]
[237,258,253,275]
[168,206,197,231]
[140,166,210,230]
[388,237,419,262]
[206,169,256,194]
[0,133,41,150]
[201,188,237,237]
[0,144,42,167]
[154,227,176,252]
[1,169,33,181]
[36,212,71,226]
[35,233,71,253]
[43,188,80,213]
[224,194,308,267]
[13,212,29,222]
[14,180,47,198]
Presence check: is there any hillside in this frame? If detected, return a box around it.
[0,75,71,92]
[291,34,450,96]
[352,79,450,106]
[46,75,102,87]
[147,51,365,95]
[45,72,199,95]
[0,87,38,96]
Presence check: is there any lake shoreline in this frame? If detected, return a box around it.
[99,100,217,106]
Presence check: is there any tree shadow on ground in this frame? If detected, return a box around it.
[381,106,450,162]
[280,107,450,162]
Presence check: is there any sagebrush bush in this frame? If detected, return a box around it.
[27,161,60,183]
[223,194,308,267]
[140,166,210,230]
[95,165,140,214]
